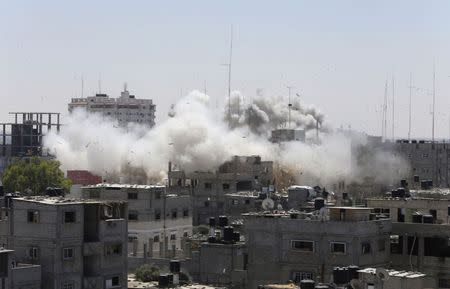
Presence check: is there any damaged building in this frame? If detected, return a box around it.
[0,196,128,289]
[168,155,273,225]
[81,183,193,259]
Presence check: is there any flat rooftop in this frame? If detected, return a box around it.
[13,196,125,205]
[127,275,224,289]
[225,191,260,198]
[358,268,426,279]
[82,183,165,189]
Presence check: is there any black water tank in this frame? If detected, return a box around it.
[300,279,315,289]
[413,175,420,182]
[290,212,298,219]
[46,187,63,197]
[158,274,170,287]
[208,236,216,243]
[259,193,267,200]
[420,180,429,190]
[397,188,406,198]
[428,180,433,188]
[422,214,434,224]
[218,215,228,227]
[333,267,349,284]
[347,265,359,280]
[314,198,325,210]
[400,179,407,187]
[342,192,348,200]
[412,213,423,223]
[0,185,3,196]
[209,217,216,227]
[223,226,234,242]
[391,189,399,198]
[233,231,240,242]
[170,260,180,273]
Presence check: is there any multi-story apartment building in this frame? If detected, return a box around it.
[168,155,273,225]
[81,183,192,258]
[243,207,392,288]
[68,85,156,127]
[0,196,128,289]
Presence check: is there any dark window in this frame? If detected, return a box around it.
[378,239,386,252]
[170,233,176,240]
[128,236,137,243]
[105,244,122,256]
[106,276,120,287]
[183,231,189,237]
[204,201,209,207]
[171,209,177,219]
[183,208,189,217]
[155,191,162,199]
[330,242,346,254]
[204,183,212,189]
[64,212,76,223]
[390,235,403,254]
[407,236,418,256]
[128,192,138,200]
[245,199,250,205]
[128,212,138,221]
[154,210,161,220]
[293,272,313,283]
[27,210,39,223]
[222,183,230,190]
[292,240,314,252]
[362,242,371,255]
[63,247,74,260]
[153,235,160,242]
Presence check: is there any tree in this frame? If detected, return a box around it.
[2,157,71,195]
[135,264,160,282]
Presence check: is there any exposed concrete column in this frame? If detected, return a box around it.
[417,235,424,269]
[172,244,176,258]
[164,236,169,258]
[143,243,148,260]
[402,234,408,257]
[148,239,153,258]
[132,239,138,257]
[159,241,164,258]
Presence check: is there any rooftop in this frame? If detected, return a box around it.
[13,196,125,205]
[127,275,224,289]
[358,268,426,279]
[82,183,165,189]
[225,191,261,198]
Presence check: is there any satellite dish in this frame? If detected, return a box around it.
[262,198,274,210]
[375,268,390,281]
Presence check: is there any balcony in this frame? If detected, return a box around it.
[99,219,126,238]
[83,241,103,256]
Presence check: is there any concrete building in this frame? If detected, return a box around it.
[68,85,156,127]
[0,196,128,289]
[0,248,42,289]
[81,183,192,258]
[357,267,434,289]
[270,129,305,143]
[169,155,273,225]
[243,207,392,288]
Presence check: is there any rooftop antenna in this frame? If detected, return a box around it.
[221,25,233,127]
[408,73,413,140]
[124,82,128,92]
[432,64,436,142]
[286,85,294,128]
[382,79,388,141]
[98,73,102,94]
[391,76,395,140]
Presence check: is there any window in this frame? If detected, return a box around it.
[170,233,176,240]
[292,272,313,283]
[64,211,76,223]
[171,209,177,219]
[128,211,138,221]
[330,242,346,254]
[128,236,137,243]
[154,210,161,220]
[232,199,239,206]
[423,153,429,158]
[63,247,74,260]
[155,191,162,199]
[223,183,230,190]
[27,247,38,260]
[183,231,189,238]
[27,210,39,223]
[245,199,250,205]
[89,191,100,198]
[153,235,160,243]
[291,240,314,252]
[183,208,189,217]
[128,192,138,200]
[204,201,209,207]
[105,276,120,288]
[362,242,372,255]
[390,235,403,254]
[62,282,75,289]
[105,244,122,256]
[204,182,212,189]
[439,279,450,288]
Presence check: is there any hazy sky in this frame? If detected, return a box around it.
[1,0,450,139]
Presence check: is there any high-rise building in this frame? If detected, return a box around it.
[68,85,156,127]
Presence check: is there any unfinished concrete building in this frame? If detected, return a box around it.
[168,155,273,225]
[81,183,192,258]
[0,196,128,289]
[0,248,42,289]
[243,207,392,288]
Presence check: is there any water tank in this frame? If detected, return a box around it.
[397,188,406,198]
[427,180,433,188]
[391,189,399,198]
[342,192,348,200]
[208,236,216,243]
[314,198,325,210]
[411,140,417,143]
[290,212,299,219]
[400,179,407,187]
[413,175,420,183]
[232,231,240,242]
[333,267,349,284]
[209,217,216,227]
[169,260,181,273]
[218,215,228,227]
[0,185,3,196]
[412,213,423,223]
[300,279,315,289]
[223,226,234,242]
[347,265,359,280]
[422,214,434,224]
[420,180,429,190]
[158,274,171,287]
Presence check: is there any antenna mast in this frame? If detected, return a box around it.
[382,79,388,141]
[408,73,412,140]
[227,25,233,127]
[391,76,395,140]
[286,86,293,128]
[432,66,436,142]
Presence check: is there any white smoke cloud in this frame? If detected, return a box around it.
[44,90,408,187]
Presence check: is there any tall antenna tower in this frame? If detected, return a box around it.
[222,25,233,127]
[408,73,413,140]
[432,65,436,142]
[382,79,388,141]
[98,73,102,94]
[391,76,395,140]
[286,85,294,128]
